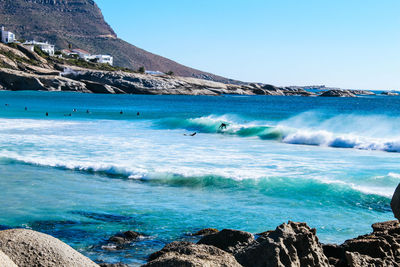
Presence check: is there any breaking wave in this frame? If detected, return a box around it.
[157,113,400,153]
[0,155,393,202]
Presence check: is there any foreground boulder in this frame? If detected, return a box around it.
[235,221,331,267]
[0,250,17,267]
[144,241,241,267]
[0,229,98,267]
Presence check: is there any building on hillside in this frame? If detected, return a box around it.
[23,40,55,56]
[71,49,91,59]
[0,26,16,44]
[61,49,78,57]
[88,54,114,65]
[145,70,165,75]
[62,48,113,66]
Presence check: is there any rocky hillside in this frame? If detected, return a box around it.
[0,0,239,83]
[0,42,318,95]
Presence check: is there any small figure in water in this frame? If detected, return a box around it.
[184,132,197,136]
[120,111,123,115]
[45,112,49,116]
[73,109,77,112]
[219,123,227,130]
[64,113,71,117]
[5,104,9,107]
[86,110,90,114]
[24,107,28,111]
[137,112,140,116]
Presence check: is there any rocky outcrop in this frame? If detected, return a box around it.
[0,68,88,92]
[319,90,356,97]
[0,250,17,267]
[146,222,331,267]
[382,91,400,96]
[349,90,375,95]
[0,229,98,267]
[198,229,255,253]
[144,241,242,267]
[336,220,400,267]
[234,222,331,267]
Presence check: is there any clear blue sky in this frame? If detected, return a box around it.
[96,0,400,90]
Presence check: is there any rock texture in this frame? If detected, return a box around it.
[338,220,400,267]
[319,90,356,97]
[234,222,331,267]
[144,241,242,267]
[0,250,17,267]
[0,229,99,267]
[198,229,255,253]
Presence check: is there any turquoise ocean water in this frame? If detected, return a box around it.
[0,91,398,265]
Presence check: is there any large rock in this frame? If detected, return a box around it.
[144,241,242,267]
[392,183,400,221]
[235,221,331,267]
[0,229,99,267]
[0,250,17,267]
[197,229,255,253]
[337,220,400,266]
[319,90,356,97]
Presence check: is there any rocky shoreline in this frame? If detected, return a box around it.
[1,184,399,266]
[0,43,389,97]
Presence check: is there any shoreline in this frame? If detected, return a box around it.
[1,42,395,97]
[0,219,397,266]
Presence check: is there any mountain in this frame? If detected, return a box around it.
[0,0,236,83]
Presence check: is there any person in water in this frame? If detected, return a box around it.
[219,123,227,130]
[45,112,49,116]
[184,132,197,136]
[24,107,28,111]
[137,112,140,116]
[120,111,123,115]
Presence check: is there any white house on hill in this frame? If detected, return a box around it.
[0,26,16,44]
[68,48,113,66]
[89,54,113,65]
[23,40,55,56]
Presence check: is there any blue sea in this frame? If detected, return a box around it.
[0,91,397,266]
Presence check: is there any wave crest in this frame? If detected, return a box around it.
[157,114,400,153]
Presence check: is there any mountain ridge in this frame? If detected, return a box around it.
[0,0,239,83]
